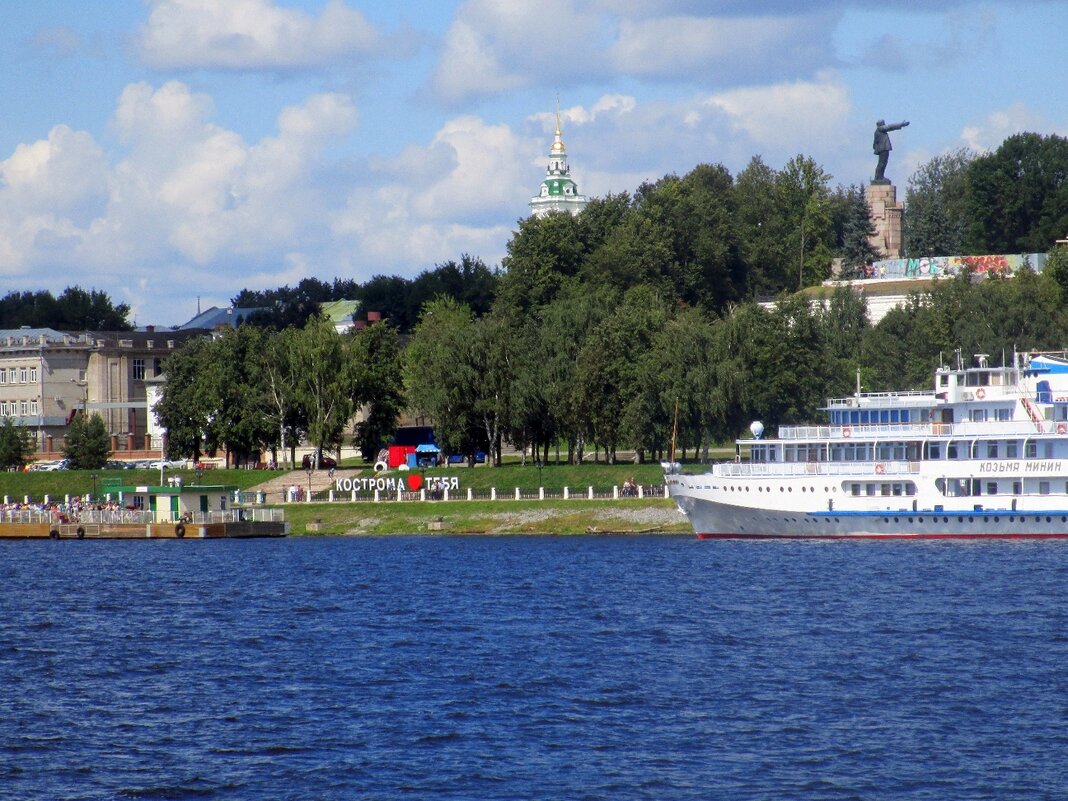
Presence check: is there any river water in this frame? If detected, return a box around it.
[2,536,1067,800]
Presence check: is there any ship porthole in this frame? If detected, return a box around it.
[918,517,924,523]
[993,516,1000,523]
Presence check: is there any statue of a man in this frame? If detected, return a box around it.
[873,119,909,183]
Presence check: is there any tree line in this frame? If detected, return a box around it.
[12,131,1068,468]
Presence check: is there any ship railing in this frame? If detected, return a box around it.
[714,460,918,477]
[826,390,933,407]
[776,420,1053,441]
[778,423,931,440]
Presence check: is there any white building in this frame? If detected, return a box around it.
[529,109,588,217]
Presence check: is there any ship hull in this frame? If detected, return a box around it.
[672,491,1068,539]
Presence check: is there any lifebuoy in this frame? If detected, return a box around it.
[373,460,387,473]
[1058,423,1067,435]
[875,463,885,475]
[976,388,986,399]
[175,523,186,538]
[76,526,85,539]
[49,529,59,540]
[842,426,852,438]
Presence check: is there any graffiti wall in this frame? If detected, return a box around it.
[864,253,1047,280]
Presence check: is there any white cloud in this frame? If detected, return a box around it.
[431,1,836,104]
[333,115,531,271]
[703,73,851,151]
[137,0,385,70]
[960,102,1052,152]
[432,0,607,103]
[610,13,832,80]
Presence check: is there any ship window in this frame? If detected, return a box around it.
[948,444,958,459]
[905,483,916,496]
[1040,482,1050,495]
[987,442,998,458]
[940,374,949,386]
[969,409,987,422]
[996,408,1011,421]
[928,444,941,459]
[880,410,889,424]
[851,484,860,496]
[1044,442,1054,458]
[1014,481,1022,494]
[1026,441,1037,458]
[986,482,998,495]
[1007,441,1018,458]
[892,484,902,496]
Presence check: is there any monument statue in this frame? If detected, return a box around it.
[873,119,909,183]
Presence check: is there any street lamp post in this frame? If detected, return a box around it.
[90,472,97,502]
[306,467,314,502]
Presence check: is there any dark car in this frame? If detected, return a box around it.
[302,453,337,470]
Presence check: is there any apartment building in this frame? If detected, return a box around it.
[0,327,205,455]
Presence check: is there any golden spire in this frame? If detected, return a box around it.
[551,94,565,154]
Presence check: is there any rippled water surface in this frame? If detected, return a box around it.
[2,536,1068,800]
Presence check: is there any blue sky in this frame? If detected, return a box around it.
[1,0,1066,327]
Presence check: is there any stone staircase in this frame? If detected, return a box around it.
[247,467,369,504]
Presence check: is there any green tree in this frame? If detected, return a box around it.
[735,156,790,297]
[404,297,480,458]
[498,211,584,311]
[350,321,405,462]
[838,185,880,278]
[904,148,973,256]
[156,337,216,462]
[778,156,835,289]
[287,315,355,466]
[64,413,111,469]
[965,132,1068,253]
[0,419,34,470]
[259,327,306,468]
[0,287,133,330]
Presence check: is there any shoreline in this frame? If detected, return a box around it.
[283,497,692,537]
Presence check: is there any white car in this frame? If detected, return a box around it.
[145,459,188,470]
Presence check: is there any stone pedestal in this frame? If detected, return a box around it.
[867,181,904,258]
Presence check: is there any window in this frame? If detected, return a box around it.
[0,402,6,415]
[1014,481,1022,495]
[18,368,26,383]
[996,408,1011,421]
[1040,481,1051,496]
[8,368,15,383]
[132,359,145,380]
[28,367,37,383]
[986,482,998,495]
[0,371,5,385]
[29,400,37,415]
[153,358,162,376]
[1026,441,1037,458]
[1007,441,1018,458]
[19,400,26,415]
[987,442,998,458]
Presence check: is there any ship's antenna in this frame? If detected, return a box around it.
[669,397,679,466]
[855,368,861,397]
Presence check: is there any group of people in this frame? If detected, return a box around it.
[1,498,125,523]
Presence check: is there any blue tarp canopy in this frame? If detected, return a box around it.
[415,443,440,453]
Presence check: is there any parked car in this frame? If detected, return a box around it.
[302,453,337,469]
[145,459,188,470]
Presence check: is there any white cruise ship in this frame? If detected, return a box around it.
[666,352,1068,539]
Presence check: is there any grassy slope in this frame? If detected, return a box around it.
[0,467,278,500]
[286,498,691,536]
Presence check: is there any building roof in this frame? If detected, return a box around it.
[320,299,359,329]
[178,306,263,330]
